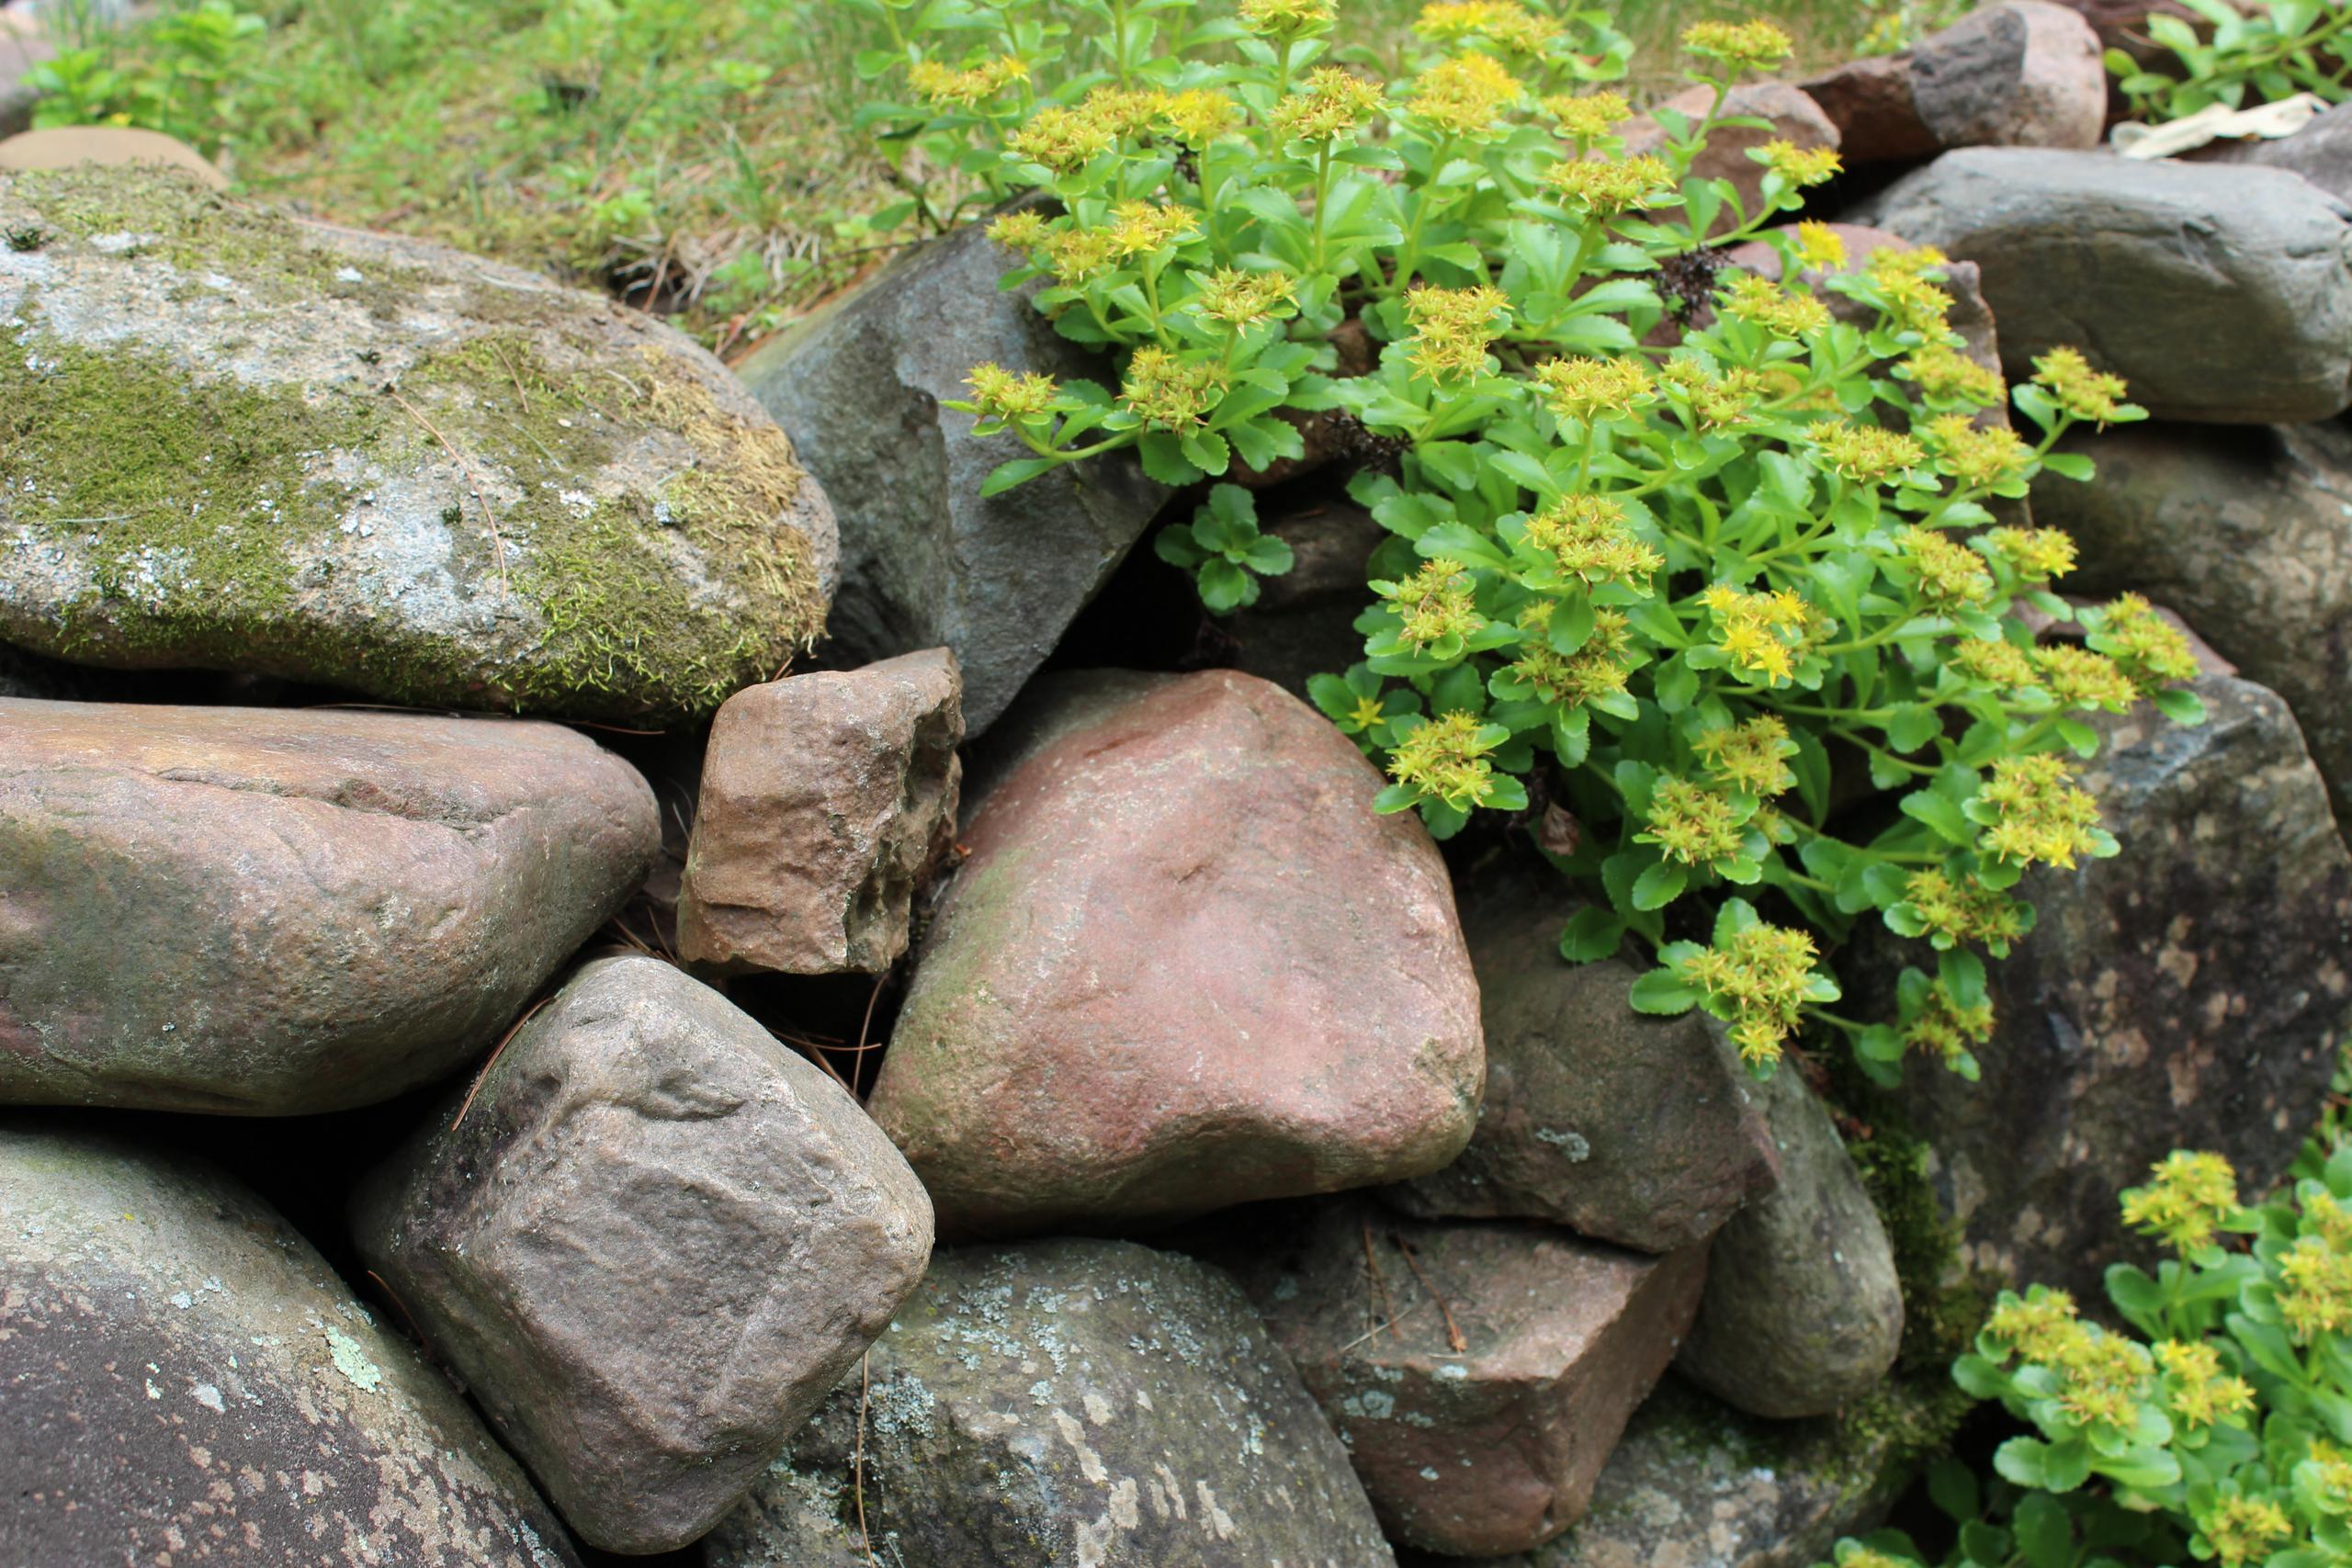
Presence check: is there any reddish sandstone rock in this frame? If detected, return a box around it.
[867,670,1484,1237]
[676,648,962,976]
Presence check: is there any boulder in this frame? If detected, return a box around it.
[351,955,933,1555]
[1867,677,2352,1300]
[868,669,1485,1237]
[1850,148,2352,424]
[1674,1066,1905,1419]
[1623,84,1839,237]
[2031,420,2352,821]
[1807,2,2104,162]
[701,1238,1397,1568]
[1799,55,1941,165]
[0,698,656,1114]
[1,1119,578,1567]
[1385,863,1778,1255]
[676,647,963,976]
[0,165,835,723]
[1204,1197,1708,1557]
[0,125,227,187]
[2207,98,2352,205]
[737,215,1170,734]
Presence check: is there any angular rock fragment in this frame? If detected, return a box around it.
[352,955,934,1554]
[1808,2,2105,162]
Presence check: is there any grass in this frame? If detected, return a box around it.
[20,0,1934,355]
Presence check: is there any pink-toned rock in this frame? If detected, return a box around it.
[1808,2,2106,164]
[1801,53,1939,164]
[867,669,1484,1238]
[1622,83,1840,237]
[1206,1197,1709,1557]
[677,649,962,976]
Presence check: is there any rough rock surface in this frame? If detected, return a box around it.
[677,647,962,975]
[1205,1196,1709,1557]
[1871,677,2352,1299]
[0,698,656,1114]
[2034,420,2352,821]
[739,214,1169,734]
[869,670,1485,1237]
[351,955,933,1554]
[1,1120,579,1568]
[702,1239,1398,1568]
[2208,99,2352,205]
[1623,85,1839,238]
[1674,1066,1904,1419]
[1909,2,2107,151]
[1385,863,1777,1254]
[1851,148,2352,424]
[0,166,836,722]
[1800,55,1941,164]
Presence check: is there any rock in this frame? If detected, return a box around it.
[676,648,963,976]
[1385,862,1778,1255]
[1,1119,578,1567]
[2030,420,2352,821]
[351,954,933,1555]
[738,215,1169,734]
[0,165,836,723]
[869,669,1484,1237]
[0,698,656,1114]
[2207,98,2352,209]
[1869,677,2352,1300]
[1623,85,1839,238]
[1806,3,2106,163]
[1674,1066,1904,1419]
[1225,495,1386,699]
[1800,55,1940,164]
[701,1238,1397,1568]
[1850,148,2352,424]
[0,125,227,187]
[1203,1196,1708,1557]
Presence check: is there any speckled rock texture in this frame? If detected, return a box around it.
[0,1119,579,1568]
[1674,1066,1904,1419]
[1808,2,2104,163]
[737,213,1169,735]
[701,1238,1398,1568]
[0,165,837,723]
[0,698,657,1114]
[1851,149,2352,424]
[867,669,1485,1238]
[677,647,963,976]
[1869,676,2352,1300]
[351,955,933,1554]
[2030,420,2352,823]
[1204,1196,1709,1557]
[1385,863,1778,1255]
[1623,85,1838,239]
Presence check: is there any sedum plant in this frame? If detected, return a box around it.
[2110,0,2352,123]
[878,0,2200,1081]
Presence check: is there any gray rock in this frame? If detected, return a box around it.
[1386,863,1778,1255]
[0,1119,579,1568]
[1227,496,1386,700]
[738,216,1170,734]
[677,647,964,976]
[1910,2,2107,152]
[2033,419,2352,821]
[351,955,933,1554]
[1851,148,2352,423]
[0,165,836,723]
[1871,677,2352,1300]
[0,698,657,1114]
[2208,99,2352,206]
[1674,1066,1904,1419]
[701,1238,1397,1568]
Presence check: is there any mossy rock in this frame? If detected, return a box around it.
[0,166,836,723]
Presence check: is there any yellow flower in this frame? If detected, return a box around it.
[1680,17,1793,71]
[2033,346,2132,425]
[1518,494,1659,588]
[986,210,1049,252]
[2094,592,2199,693]
[1239,0,1338,38]
[1679,920,1824,1066]
[2156,1339,2256,1428]
[2032,644,2138,713]
[1190,267,1296,330]
[1544,153,1676,217]
[1897,525,1993,610]
[1164,87,1241,146]
[2198,1495,2294,1567]
[1927,415,2033,488]
[1659,357,1770,431]
[1984,525,2076,581]
[1509,610,1634,705]
[1792,220,1848,272]
[1986,1287,2087,1362]
[1407,51,1524,136]
[1533,355,1654,423]
[1953,636,2037,690]
[1977,753,2104,870]
[2278,1233,2352,1340]
[1720,273,1831,338]
[1542,90,1632,140]
[1271,67,1386,140]
[1043,225,1121,284]
[1904,344,2006,407]
[1081,85,1174,138]
[1905,977,1994,1067]
[1119,345,1227,431]
[1638,776,1747,866]
[1010,106,1116,172]
[1405,283,1511,382]
[1416,0,1554,52]
[963,362,1060,422]
[1757,139,1841,186]
[1699,584,1811,685]
[1106,199,1197,258]
[908,53,1028,107]
[1692,715,1797,797]
[1902,868,2030,952]
[1380,558,1486,649]
[1387,710,1508,809]
[1808,420,1924,483]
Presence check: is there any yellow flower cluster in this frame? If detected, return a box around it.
[1984,525,2076,580]
[1953,636,2037,689]
[1660,358,1769,430]
[1905,978,1993,1066]
[1680,920,1822,1065]
[1698,583,1811,683]
[1408,51,1524,136]
[1639,776,1747,865]
[963,362,1060,422]
[2199,1495,2295,1567]
[1928,415,2033,488]
[1107,200,1196,258]
[2309,1440,2352,1512]
[1985,1286,2085,1361]
[1758,139,1841,186]
[1383,558,1486,649]
[1521,495,1660,588]
[1542,90,1632,140]
[1119,346,1227,431]
[1387,710,1506,810]
[1405,284,1511,381]
[1904,344,2006,407]
[1165,87,1241,145]
[1533,355,1654,423]
[1544,153,1675,217]
[1987,1288,2158,1434]
[1191,267,1295,329]
[2098,592,2199,692]
[1680,17,1793,70]
[1509,607,1634,705]
[1239,0,1338,37]
[1977,753,2103,869]
[1011,106,1116,172]
[910,53,1028,107]
[1809,420,1923,482]
[1792,220,1848,272]
[1045,226,1121,283]
[987,210,1049,251]
[1720,274,1830,338]
[2279,1233,2352,1341]
[1082,85,1173,138]
[1903,868,2029,951]
[2033,643,2138,712]
[1693,715,1796,797]
[2154,1340,2256,1429]
[2033,346,2132,425]
[1271,67,1386,140]
[1865,247,1956,334]
[1899,525,1994,610]
[1416,0,1555,52]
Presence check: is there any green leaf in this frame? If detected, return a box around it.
[1558,907,1626,962]
[980,457,1064,497]
[1197,558,1254,613]
[1238,535,1295,575]
[1628,966,1701,1015]
[2153,687,2208,726]
[1633,860,1688,911]
[2039,451,2095,482]
[1137,431,1206,486]
[1900,789,1974,845]
[1885,704,1942,754]
[2012,1494,2074,1568]
[1992,1437,2050,1489]
[1925,1457,1979,1526]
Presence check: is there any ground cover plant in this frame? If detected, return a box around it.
[2110,0,2352,122]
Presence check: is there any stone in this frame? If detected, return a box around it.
[1674,1066,1905,1419]
[0,165,836,723]
[2207,98,2352,210]
[869,669,1484,1237]
[350,954,933,1555]
[1623,84,1839,239]
[701,1238,1397,1568]
[1385,861,1778,1255]
[2030,420,2352,822]
[1866,677,2352,1300]
[0,125,227,187]
[1225,494,1387,699]
[1909,2,2107,152]
[0,698,657,1114]
[1800,55,1940,164]
[676,647,963,976]
[1,1119,578,1568]
[1203,1196,1709,1557]
[738,213,1169,734]
[1850,148,2352,424]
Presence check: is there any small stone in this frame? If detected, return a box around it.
[351,955,934,1554]
[1622,84,1839,239]
[677,647,963,975]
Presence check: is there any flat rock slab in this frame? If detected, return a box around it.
[1,1119,578,1567]
[678,647,963,975]
[0,697,656,1113]
[868,669,1485,1237]
[702,1238,1398,1568]
[0,165,836,722]
[352,955,933,1554]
